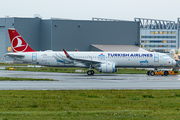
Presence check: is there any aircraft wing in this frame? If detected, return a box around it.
[63,49,103,65]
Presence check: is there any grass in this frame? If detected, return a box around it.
[1,63,178,74]
[6,67,180,74]
[0,77,55,81]
[0,63,31,66]
[0,90,180,119]
[3,66,150,74]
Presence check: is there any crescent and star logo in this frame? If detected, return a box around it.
[11,36,28,52]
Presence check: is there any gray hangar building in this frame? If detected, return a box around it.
[0,17,140,62]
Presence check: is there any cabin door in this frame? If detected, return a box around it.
[32,53,37,62]
[154,53,159,62]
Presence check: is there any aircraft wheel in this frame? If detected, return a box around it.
[87,70,92,75]
[146,71,150,76]
[150,71,155,76]
[91,70,94,75]
[164,71,168,76]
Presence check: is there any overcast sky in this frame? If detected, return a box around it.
[1,0,180,21]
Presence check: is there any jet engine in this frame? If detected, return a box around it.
[95,62,118,73]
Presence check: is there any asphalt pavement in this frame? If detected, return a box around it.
[0,70,180,90]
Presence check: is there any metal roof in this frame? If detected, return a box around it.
[90,44,149,52]
[134,18,176,30]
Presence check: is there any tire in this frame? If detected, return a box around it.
[91,70,94,75]
[164,71,168,76]
[150,71,155,76]
[87,70,92,75]
[146,71,150,76]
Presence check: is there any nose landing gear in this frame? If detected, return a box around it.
[146,71,155,76]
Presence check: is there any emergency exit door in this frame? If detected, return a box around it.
[154,53,159,62]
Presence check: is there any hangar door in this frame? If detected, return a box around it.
[0,26,5,62]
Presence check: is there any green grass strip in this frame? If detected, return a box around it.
[0,90,180,119]
[6,67,180,74]
[0,77,55,81]
[4,67,150,74]
[1,63,179,74]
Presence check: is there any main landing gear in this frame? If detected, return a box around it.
[87,65,95,75]
[87,70,94,75]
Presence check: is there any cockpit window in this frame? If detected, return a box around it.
[162,55,171,60]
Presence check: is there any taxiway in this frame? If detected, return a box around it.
[0,70,180,90]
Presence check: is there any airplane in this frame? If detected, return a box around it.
[5,28,177,76]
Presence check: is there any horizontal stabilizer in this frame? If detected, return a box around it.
[4,53,24,58]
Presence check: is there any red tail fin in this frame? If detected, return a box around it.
[8,28,36,52]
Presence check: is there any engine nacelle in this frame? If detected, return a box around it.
[96,62,118,73]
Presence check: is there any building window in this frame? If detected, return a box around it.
[140,40,176,43]
[141,36,176,38]
[150,31,177,34]
[7,47,11,52]
[155,31,159,34]
[142,45,176,48]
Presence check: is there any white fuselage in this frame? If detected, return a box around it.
[8,51,176,68]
